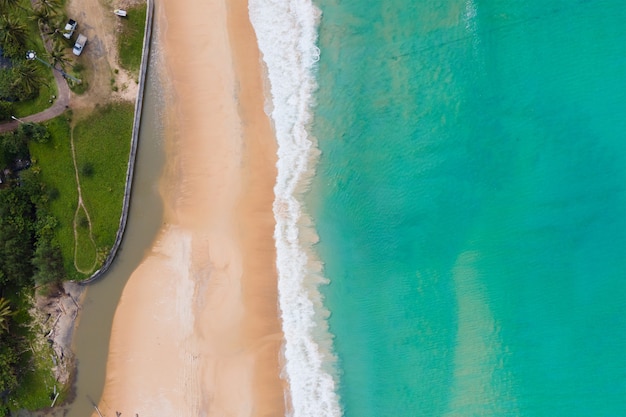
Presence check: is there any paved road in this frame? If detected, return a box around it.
[0,68,71,133]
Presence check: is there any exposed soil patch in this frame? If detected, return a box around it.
[32,282,85,388]
[66,0,145,114]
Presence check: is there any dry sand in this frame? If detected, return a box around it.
[94,0,285,416]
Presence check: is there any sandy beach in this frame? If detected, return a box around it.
[94,0,284,416]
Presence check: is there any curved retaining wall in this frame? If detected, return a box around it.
[80,0,155,285]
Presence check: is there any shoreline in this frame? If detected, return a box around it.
[93,0,285,415]
[227,0,287,411]
[79,0,154,285]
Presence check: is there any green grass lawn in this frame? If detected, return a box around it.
[12,83,58,118]
[30,102,134,280]
[74,206,97,272]
[118,4,148,74]
[72,102,133,274]
[30,115,79,278]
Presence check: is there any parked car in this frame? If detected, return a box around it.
[63,19,77,39]
[72,34,87,56]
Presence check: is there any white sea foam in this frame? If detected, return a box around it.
[248,1,342,416]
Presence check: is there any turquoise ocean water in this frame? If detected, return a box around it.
[306,0,626,416]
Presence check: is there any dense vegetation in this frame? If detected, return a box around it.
[0,103,134,414]
[0,123,62,289]
[0,122,64,414]
[0,0,146,413]
[0,1,73,413]
[0,0,74,121]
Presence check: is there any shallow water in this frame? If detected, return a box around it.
[59,36,166,417]
[308,0,626,416]
[43,1,626,416]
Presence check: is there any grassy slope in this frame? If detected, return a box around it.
[118,4,148,73]
[30,102,134,280]
[29,115,78,277]
[73,102,133,271]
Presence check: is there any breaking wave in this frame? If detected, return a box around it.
[248,1,342,416]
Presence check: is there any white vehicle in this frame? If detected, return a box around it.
[72,34,87,56]
[114,9,127,17]
[63,19,77,39]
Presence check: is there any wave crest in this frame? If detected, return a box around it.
[248,1,342,416]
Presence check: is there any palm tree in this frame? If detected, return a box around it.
[32,0,64,39]
[38,3,67,46]
[0,0,24,11]
[0,14,28,57]
[30,6,53,32]
[13,61,46,98]
[33,0,61,17]
[48,41,69,70]
[0,297,13,334]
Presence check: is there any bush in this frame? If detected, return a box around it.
[77,211,89,229]
[0,339,18,394]
[4,64,42,102]
[32,238,65,286]
[0,100,12,121]
[46,186,59,201]
[80,162,94,177]
[1,131,28,160]
[0,185,38,288]
[0,69,12,96]
[17,122,50,144]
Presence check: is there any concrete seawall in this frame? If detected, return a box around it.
[80,0,155,285]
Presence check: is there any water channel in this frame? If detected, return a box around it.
[62,38,166,416]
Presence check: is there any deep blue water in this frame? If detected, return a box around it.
[308,0,626,415]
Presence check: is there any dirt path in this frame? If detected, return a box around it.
[68,126,98,274]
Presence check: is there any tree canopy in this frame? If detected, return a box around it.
[0,14,28,59]
[0,121,67,407]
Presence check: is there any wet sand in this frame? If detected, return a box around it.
[94,0,284,415]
